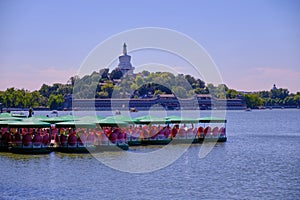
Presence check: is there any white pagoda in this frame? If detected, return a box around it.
[117,43,135,75]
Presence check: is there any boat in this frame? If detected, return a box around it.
[11,112,27,118]
[7,119,53,154]
[10,146,53,154]
[125,115,227,146]
[54,118,129,153]
[129,107,138,112]
[97,117,129,150]
[55,144,96,154]
[245,108,251,111]
[50,110,58,117]
[0,114,227,154]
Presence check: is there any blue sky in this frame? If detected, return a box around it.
[0,0,299,92]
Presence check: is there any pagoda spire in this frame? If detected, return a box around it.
[118,43,134,75]
[123,43,127,55]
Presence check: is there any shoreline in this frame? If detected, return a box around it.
[1,106,299,113]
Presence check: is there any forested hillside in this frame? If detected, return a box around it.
[0,69,299,109]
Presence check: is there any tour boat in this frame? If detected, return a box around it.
[54,118,129,153]
[0,114,227,154]
[11,112,27,118]
[7,119,53,154]
[125,115,227,146]
[126,116,172,146]
[129,107,138,112]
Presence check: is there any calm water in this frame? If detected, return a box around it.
[1,109,299,199]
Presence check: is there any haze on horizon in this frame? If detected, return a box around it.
[0,0,299,93]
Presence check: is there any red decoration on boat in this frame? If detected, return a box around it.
[212,127,219,136]
[68,134,77,146]
[60,134,67,146]
[42,133,50,146]
[2,132,11,145]
[33,134,42,146]
[23,134,32,146]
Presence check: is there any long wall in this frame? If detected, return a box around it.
[65,95,246,110]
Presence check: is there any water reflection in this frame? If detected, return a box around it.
[0,152,52,160]
[0,110,299,199]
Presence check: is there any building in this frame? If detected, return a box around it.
[117,43,135,75]
[67,94,246,111]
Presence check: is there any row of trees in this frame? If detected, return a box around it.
[73,69,207,99]
[0,68,299,109]
[244,90,300,109]
[0,84,69,110]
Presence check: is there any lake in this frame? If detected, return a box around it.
[0,109,299,199]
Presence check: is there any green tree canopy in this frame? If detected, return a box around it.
[48,94,64,110]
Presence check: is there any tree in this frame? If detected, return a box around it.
[244,93,263,108]
[39,84,51,98]
[135,75,144,87]
[195,79,205,89]
[68,75,79,86]
[4,88,16,107]
[96,91,109,98]
[110,68,123,80]
[226,89,239,99]
[283,96,295,106]
[215,84,228,99]
[185,74,196,89]
[194,87,209,94]
[270,88,289,100]
[141,70,150,77]
[48,94,64,110]
[130,83,138,92]
[101,81,115,98]
[172,86,187,98]
[99,68,109,80]
[154,90,165,96]
[294,95,300,107]
[258,90,270,98]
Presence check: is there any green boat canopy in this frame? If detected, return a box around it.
[41,115,79,123]
[0,113,23,121]
[165,116,199,123]
[132,115,164,124]
[30,115,49,120]
[98,117,128,127]
[107,115,137,123]
[198,117,227,123]
[60,115,80,121]
[0,113,12,118]
[139,117,169,124]
[134,115,160,121]
[79,115,105,123]
[0,120,18,127]
[0,116,23,121]
[55,121,97,128]
[8,119,51,128]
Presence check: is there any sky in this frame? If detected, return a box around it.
[0,0,299,93]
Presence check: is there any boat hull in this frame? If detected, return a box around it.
[127,139,171,146]
[127,137,227,146]
[96,144,129,151]
[56,146,94,153]
[10,146,53,154]
[0,144,10,152]
[56,144,129,153]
